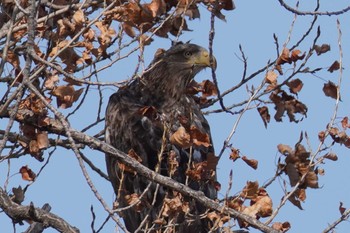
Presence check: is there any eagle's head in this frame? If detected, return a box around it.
[143,42,216,102]
[154,42,217,73]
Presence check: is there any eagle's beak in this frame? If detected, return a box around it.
[193,50,217,70]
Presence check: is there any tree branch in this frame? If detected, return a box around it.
[0,188,79,233]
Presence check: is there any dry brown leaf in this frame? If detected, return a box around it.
[51,85,84,109]
[242,156,258,170]
[296,188,306,202]
[240,181,259,199]
[305,170,319,188]
[186,161,210,181]
[145,0,166,18]
[78,50,92,65]
[118,149,142,174]
[253,194,273,217]
[318,131,326,142]
[190,125,211,147]
[287,78,303,94]
[83,28,95,41]
[94,21,117,55]
[328,60,340,73]
[323,81,339,99]
[199,80,218,97]
[49,40,81,72]
[272,221,291,232]
[341,116,349,129]
[206,211,230,228]
[329,127,339,138]
[162,195,184,217]
[229,148,240,161]
[270,91,307,122]
[290,50,305,62]
[277,144,293,156]
[295,143,310,160]
[265,70,278,85]
[219,0,235,10]
[227,196,244,211]
[288,192,303,210]
[324,153,338,161]
[242,204,258,220]
[276,48,291,65]
[275,49,304,74]
[139,34,153,46]
[44,74,59,90]
[257,106,270,128]
[29,140,40,156]
[285,163,299,187]
[314,44,330,56]
[4,50,20,69]
[317,168,325,176]
[36,131,49,149]
[19,165,36,181]
[170,126,191,149]
[73,9,85,26]
[33,45,45,62]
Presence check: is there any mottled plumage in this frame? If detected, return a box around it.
[105,42,218,232]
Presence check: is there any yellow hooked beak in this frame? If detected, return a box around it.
[191,49,217,70]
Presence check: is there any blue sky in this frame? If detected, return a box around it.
[2,0,350,232]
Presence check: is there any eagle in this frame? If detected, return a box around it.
[105,42,218,232]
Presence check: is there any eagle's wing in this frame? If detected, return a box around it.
[105,84,165,231]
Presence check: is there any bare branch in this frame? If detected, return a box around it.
[0,187,79,233]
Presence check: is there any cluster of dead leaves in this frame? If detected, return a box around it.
[50,85,84,109]
[154,192,190,226]
[277,134,320,210]
[17,94,51,161]
[185,160,216,183]
[275,48,305,75]
[187,79,218,105]
[262,66,307,125]
[269,89,307,123]
[0,50,21,80]
[170,125,211,149]
[104,0,234,39]
[48,11,116,72]
[225,181,291,231]
[229,148,258,170]
[258,86,307,125]
[170,125,217,179]
[318,116,350,149]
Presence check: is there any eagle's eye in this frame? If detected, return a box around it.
[184,51,192,58]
